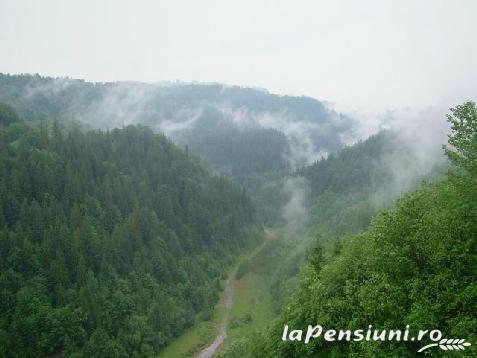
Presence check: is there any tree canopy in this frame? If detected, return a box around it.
[0,111,259,357]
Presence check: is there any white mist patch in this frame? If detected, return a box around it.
[373,106,450,204]
[24,76,74,100]
[157,107,204,137]
[282,176,309,233]
[87,82,154,128]
[21,78,156,129]
[217,105,334,170]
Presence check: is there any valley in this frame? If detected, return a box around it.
[0,74,475,357]
[159,229,276,358]
[1,2,476,357]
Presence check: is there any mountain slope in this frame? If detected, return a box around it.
[0,104,258,357]
[220,102,477,357]
[295,129,445,244]
[0,73,359,226]
[0,73,355,171]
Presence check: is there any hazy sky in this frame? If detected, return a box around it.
[1,0,476,112]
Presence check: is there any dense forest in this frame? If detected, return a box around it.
[0,73,356,226]
[298,130,444,245]
[219,103,477,356]
[0,103,259,357]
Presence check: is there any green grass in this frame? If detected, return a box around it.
[225,272,274,341]
[217,233,277,354]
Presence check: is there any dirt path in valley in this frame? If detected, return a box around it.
[195,229,273,358]
[195,271,235,358]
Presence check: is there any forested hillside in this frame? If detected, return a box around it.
[298,130,443,245]
[0,73,354,170]
[0,103,259,357]
[0,73,358,225]
[222,103,477,357]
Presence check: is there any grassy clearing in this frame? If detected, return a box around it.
[225,272,274,343]
[158,232,271,357]
[216,232,277,354]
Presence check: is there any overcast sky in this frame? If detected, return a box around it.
[1,0,476,112]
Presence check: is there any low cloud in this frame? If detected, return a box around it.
[216,105,348,170]
[282,176,309,233]
[371,105,451,204]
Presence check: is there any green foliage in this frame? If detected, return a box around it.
[0,117,258,356]
[236,102,477,357]
[0,103,21,127]
[264,180,476,357]
[298,130,442,246]
[181,123,291,175]
[300,132,393,196]
[444,101,477,177]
